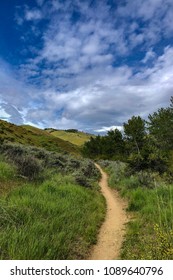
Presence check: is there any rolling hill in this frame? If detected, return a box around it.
[45,128,94,146]
[0,120,80,155]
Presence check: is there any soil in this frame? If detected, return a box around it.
[88,163,129,260]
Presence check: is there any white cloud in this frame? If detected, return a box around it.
[41,46,173,130]
[0,107,10,120]
[142,49,156,63]
[2,0,173,132]
[25,9,43,21]
[36,0,45,6]
[2,44,172,131]
[95,126,123,133]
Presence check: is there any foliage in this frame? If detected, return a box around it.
[0,120,80,156]
[83,96,173,178]
[14,155,43,181]
[0,142,100,187]
[73,160,100,188]
[83,129,125,160]
[100,160,173,259]
[0,173,105,259]
[65,129,79,133]
[147,106,173,152]
[0,160,16,181]
[124,115,146,155]
[0,142,105,259]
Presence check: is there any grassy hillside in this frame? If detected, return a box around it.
[0,143,105,259]
[46,128,94,146]
[0,120,79,155]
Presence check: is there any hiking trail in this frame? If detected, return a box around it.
[89,163,128,260]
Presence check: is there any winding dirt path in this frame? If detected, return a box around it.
[89,163,128,260]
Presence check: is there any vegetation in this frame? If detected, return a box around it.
[0,121,79,156]
[0,95,172,260]
[102,160,173,259]
[83,97,173,177]
[0,142,105,259]
[83,129,125,160]
[0,173,105,259]
[84,96,173,260]
[47,128,94,146]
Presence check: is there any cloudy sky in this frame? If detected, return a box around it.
[0,0,173,133]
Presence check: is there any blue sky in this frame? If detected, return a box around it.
[0,0,173,133]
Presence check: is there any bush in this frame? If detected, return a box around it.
[0,137,4,145]
[75,173,92,188]
[45,153,68,171]
[0,142,101,184]
[67,158,81,169]
[1,143,26,158]
[14,155,43,181]
[80,160,100,180]
[136,171,160,189]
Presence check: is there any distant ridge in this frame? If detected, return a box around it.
[46,128,94,146]
[0,120,80,155]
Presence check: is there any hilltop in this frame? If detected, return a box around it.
[44,128,94,146]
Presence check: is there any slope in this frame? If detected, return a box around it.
[46,128,94,146]
[0,120,79,155]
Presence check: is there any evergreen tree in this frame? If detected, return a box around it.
[147,98,173,152]
[123,116,146,155]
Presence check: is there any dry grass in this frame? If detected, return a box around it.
[49,129,94,146]
[0,120,80,155]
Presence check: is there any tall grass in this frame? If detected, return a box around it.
[100,160,173,259]
[0,144,105,259]
[0,160,16,181]
[0,173,105,260]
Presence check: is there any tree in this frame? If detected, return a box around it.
[82,136,103,158]
[82,129,125,160]
[105,129,125,158]
[123,116,146,155]
[147,101,173,152]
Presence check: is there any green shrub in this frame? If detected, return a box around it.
[80,160,100,180]
[14,155,43,181]
[136,171,161,189]
[0,136,4,145]
[74,173,92,188]
[1,143,26,158]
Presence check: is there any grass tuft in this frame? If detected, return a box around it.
[0,173,105,260]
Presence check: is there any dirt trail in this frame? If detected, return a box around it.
[89,163,128,260]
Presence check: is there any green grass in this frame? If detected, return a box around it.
[0,173,105,260]
[119,184,173,260]
[47,129,94,146]
[0,120,80,156]
[0,123,105,260]
[0,160,16,181]
[0,149,105,260]
[0,157,20,195]
[102,161,173,260]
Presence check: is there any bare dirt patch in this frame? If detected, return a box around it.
[88,163,129,260]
